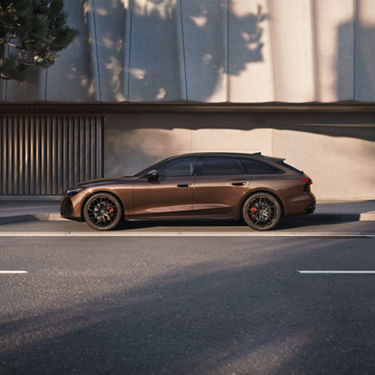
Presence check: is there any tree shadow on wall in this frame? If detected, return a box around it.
[93,0,267,102]
[337,20,375,101]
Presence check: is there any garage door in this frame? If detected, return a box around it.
[0,115,103,195]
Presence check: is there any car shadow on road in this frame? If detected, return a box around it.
[115,214,360,231]
[116,219,246,230]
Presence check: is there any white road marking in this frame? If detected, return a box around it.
[0,270,27,274]
[298,270,375,274]
[0,231,373,238]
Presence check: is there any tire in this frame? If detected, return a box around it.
[242,193,281,231]
[83,193,123,231]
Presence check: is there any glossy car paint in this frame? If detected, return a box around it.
[61,153,315,223]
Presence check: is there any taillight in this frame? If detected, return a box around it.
[299,177,312,185]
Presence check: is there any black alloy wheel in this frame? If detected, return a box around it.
[83,193,123,231]
[242,193,281,231]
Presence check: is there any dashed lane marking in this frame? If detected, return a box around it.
[298,270,375,274]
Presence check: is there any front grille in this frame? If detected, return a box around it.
[61,197,73,217]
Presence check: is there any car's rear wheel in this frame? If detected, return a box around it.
[242,193,281,231]
[83,193,123,231]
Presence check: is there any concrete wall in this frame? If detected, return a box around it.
[1,0,375,103]
[103,112,375,200]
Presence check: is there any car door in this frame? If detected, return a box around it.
[132,157,197,218]
[192,156,249,217]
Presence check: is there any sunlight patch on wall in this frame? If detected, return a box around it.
[272,129,375,199]
[135,0,175,19]
[190,15,208,27]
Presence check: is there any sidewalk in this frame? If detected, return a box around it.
[0,199,374,225]
[0,200,64,224]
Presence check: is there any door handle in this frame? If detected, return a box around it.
[177,184,190,188]
[231,181,245,186]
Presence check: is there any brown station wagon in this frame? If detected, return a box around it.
[61,152,316,231]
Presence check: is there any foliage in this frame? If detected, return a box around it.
[0,0,79,81]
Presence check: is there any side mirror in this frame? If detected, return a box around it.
[146,169,159,181]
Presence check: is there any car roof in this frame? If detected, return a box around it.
[169,152,285,163]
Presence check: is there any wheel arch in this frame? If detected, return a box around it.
[240,189,285,218]
[81,190,125,221]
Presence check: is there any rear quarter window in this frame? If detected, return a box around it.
[240,158,284,175]
[277,161,303,174]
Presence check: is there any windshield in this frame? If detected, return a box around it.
[133,157,171,177]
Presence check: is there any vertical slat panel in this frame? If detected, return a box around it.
[7,117,13,194]
[24,116,30,195]
[69,117,74,188]
[0,114,103,195]
[74,116,80,184]
[35,116,40,194]
[57,116,63,194]
[30,117,35,194]
[1,119,5,194]
[0,119,2,194]
[0,119,5,194]
[19,117,24,194]
[13,117,19,194]
[63,116,69,193]
[85,117,90,180]
[80,116,85,182]
[96,116,103,177]
[90,117,96,179]
[46,116,51,194]
[40,116,46,194]
[52,116,57,195]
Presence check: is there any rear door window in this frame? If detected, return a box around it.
[240,158,283,175]
[200,157,243,176]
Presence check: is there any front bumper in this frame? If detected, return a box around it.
[60,197,73,218]
[60,195,85,221]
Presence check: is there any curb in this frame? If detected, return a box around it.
[0,213,68,224]
[360,211,375,221]
[0,212,373,226]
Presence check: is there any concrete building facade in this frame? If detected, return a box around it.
[1,0,375,199]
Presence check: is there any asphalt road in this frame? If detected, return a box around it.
[1,223,375,374]
[0,216,375,234]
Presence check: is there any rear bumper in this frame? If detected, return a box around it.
[284,192,316,217]
[306,200,316,214]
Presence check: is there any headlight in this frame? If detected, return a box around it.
[66,187,84,196]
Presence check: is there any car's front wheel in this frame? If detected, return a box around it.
[242,193,281,231]
[83,193,123,231]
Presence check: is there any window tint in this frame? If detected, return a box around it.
[159,158,196,178]
[201,157,243,176]
[240,158,282,174]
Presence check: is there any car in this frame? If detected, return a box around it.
[61,152,316,231]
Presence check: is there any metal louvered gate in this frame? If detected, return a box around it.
[0,115,103,195]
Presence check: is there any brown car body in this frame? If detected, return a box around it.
[61,152,315,228]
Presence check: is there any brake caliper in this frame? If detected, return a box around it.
[250,206,257,218]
